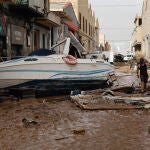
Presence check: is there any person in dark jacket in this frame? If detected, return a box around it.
[137,57,148,93]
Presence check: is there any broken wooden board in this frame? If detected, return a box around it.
[70,90,150,110]
[79,103,143,110]
[103,95,150,103]
[70,97,143,110]
[70,95,102,105]
[81,85,135,95]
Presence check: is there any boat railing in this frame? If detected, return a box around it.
[0,55,61,62]
[0,56,26,62]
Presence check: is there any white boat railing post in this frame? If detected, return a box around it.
[63,38,70,56]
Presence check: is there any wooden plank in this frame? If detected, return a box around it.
[81,86,134,95]
[71,99,143,110]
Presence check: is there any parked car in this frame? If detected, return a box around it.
[114,54,124,62]
[124,54,134,61]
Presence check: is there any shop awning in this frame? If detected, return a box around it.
[64,20,78,31]
[36,12,61,27]
[68,32,87,55]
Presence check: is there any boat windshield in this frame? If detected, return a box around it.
[28,49,56,56]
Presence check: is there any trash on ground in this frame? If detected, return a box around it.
[22,118,38,127]
[73,129,85,135]
[55,137,69,140]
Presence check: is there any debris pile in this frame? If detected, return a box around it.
[70,86,150,110]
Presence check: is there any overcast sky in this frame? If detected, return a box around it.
[89,0,143,54]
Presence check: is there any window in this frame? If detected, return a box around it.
[83,16,85,32]
[34,30,40,50]
[51,27,54,46]
[42,34,45,48]
[93,27,94,36]
[145,0,148,11]
[79,12,81,29]
[86,19,87,33]
[139,18,142,26]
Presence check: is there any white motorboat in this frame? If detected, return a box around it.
[0,38,114,95]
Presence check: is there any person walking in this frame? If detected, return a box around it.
[137,57,149,93]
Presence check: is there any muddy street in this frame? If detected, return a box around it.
[0,96,150,150]
[0,67,150,150]
[0,0,150,149]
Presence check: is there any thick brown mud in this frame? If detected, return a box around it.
[0,67,150,150]
[0,95,150,150]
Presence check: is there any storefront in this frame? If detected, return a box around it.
[11,24,25,58]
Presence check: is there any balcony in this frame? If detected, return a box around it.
[9,0,45,17]
[15,0,28,4]
[36,12,61,27]
[15,0,46,13]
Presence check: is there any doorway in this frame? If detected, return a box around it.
[34,29,40,50]
[0,36,7,60]
[11,44,23,59]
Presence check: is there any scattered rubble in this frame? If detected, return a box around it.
[22,118,38,127]
[73,129,85,135]
[70,86,150,110]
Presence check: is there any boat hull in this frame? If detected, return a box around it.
[0,56,114,96]
[0,78,109,96]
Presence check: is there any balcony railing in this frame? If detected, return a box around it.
[15,0,28,4]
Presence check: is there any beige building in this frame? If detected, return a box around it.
[131,15,142,58]
[141,0,150,58]
[131,0,150,59]
[50,0,99,52]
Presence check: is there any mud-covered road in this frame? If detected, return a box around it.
[0,96,150,150]
[0,66,150,150]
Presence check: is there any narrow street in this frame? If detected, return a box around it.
[0,95,149,150]
[0,1,150,150]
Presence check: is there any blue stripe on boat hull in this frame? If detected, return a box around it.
[4,79,110,96]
